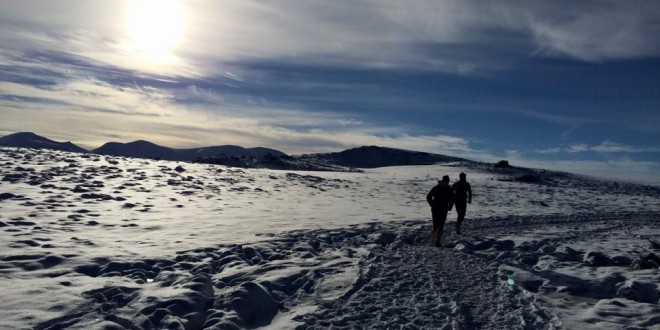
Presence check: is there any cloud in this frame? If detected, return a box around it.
[2,0,659,81]
[516,109,600,126]
[534,141,659,154]
[338,119,364,126]
[533,147,562,154]
[1,101,483,158]
[527,1,660,61]
[568,144,590,153]
[526,142,660,183]
[590,141,645,153]
[0,79,172,117]
[509,156,660,185]
[178,1,660,73]
[0,73,488,158]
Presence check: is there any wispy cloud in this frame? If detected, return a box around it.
[3,1,659,78]
[534,141,659,154]
[528,1,660,61]
[0,74,488,158]
[507,155,660,185]
[590,141,649,153]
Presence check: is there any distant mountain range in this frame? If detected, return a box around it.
[0,132,469,170]
[0,132,285,161]
[195,146,467,171]
[93,140,285,161]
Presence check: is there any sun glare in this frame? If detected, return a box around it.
[125,0,185,63]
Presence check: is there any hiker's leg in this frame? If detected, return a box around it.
[430,209,440,245]
[435,208,448,246]
[455,202,466,234]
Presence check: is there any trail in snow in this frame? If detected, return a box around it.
[295,231,560,329]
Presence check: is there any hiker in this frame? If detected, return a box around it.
[452,172,472,234]
[426,175,454,247]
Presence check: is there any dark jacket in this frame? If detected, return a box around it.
[427,182,454,209]
[452,180,472,204]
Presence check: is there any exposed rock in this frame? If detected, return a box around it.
[230,282,279,327]
[494,160,512,168]
[583,251,611,267]
[616,280,660,304]
[630,253,660,270]
[0,192,16,200]
[517,174,540,183]
[375,232,397,245]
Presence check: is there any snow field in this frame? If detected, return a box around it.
[0,147,659,329]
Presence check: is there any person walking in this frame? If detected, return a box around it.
[452,172,472,234]
[426,175,454,247]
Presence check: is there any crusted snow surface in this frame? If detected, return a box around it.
[0,147,659,329]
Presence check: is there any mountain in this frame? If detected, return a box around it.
[93,140,179,160]
[93,140,286,161]
[178,145,286,159]
[193,145,468,171]
[0,132,88,153]
[0,133,464,169]
[300,145,467,168]
[194,153,362,172]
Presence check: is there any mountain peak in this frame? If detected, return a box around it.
[128,140,159,146]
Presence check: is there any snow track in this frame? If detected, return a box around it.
[296,235,560,329]
[25,220,567,330]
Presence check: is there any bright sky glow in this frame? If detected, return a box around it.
[124,0,185,64]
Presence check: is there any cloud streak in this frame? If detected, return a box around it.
[3,1,660,77]
[507,156,660,186]
[0,73,486,159]
[534,141,660,154]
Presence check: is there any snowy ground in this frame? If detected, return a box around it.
[0,147,659,329]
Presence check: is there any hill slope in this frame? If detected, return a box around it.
[0,132,87,153]
[93,140,286,161]
[92,140,179,160]
[193,146,468,171]
[178,145,286,160]
[301,145,467,168]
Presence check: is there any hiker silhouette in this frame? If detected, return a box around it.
[452,172,472,234]
[426,175,454,247]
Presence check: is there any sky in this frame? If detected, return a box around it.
[0,0,659,183]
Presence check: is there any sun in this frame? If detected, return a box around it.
[125,0,185,62]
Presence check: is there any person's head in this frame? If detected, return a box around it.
[442,175,450,183]
[459,172,467,181]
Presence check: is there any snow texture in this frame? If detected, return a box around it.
[0,147,659,329]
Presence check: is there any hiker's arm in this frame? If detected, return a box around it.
[426,189,433,207]
[448,188,454,210]
[468,184,472,203]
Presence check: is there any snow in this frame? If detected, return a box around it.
[0,147,659,329]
